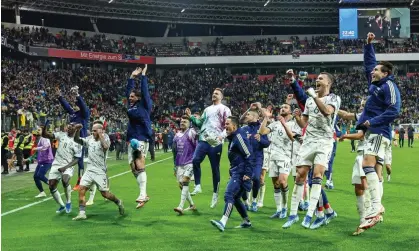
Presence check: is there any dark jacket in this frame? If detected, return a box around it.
[126,76,152,142]
[241,121,270,167]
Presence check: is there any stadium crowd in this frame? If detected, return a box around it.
[2,58,419,134]
[2,25,419,56]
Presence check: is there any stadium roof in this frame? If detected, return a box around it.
[2,0,419,28]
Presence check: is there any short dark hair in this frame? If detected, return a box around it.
[378,61,393,75]
[181,115,189,120]
[131,90,141,98]
[228,116,239,127]
[320,72,334,84]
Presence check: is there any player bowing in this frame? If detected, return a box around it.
[283,72,341,229]
[42,122,82,214]
[72,123,124,220]
[173,116,198,215]
[259,104,301,219]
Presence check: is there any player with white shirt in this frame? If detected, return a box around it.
[185,88,231,208]
[339,101,375,235]
[259,103,301,219]
[42,122,82,214]
[283,72,341,229]
[72,123,124,220]
[256,105,274,208]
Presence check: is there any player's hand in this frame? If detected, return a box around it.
[286,69,295,81]
[185,108,191,117]
[339,136,345,142]
[70,86,79,96]
[74,124,83,130]
[286,94,294,105]
[363,120,371,128]
[130,67,142,78]
[254,134,261,142]
[250,102,262,110]
[55,87,62,97]
[298,71,308,80]
[293,108,302,117]
[261,108,272,118]
[243,175,251,181]
[142,64,148,75]
[278,116,286,125]
[306,87,317,98]
[367,32,375,44]
[58,167,65,173]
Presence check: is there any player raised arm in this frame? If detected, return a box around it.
[97,129,110,152]
[126,67,142,102]
[73,124,84,146]
[186,107,206,128]
[72,87,90,119]
[364,33,377,87]
[57,87,75,114]
[279,116,295,141]
[139,65,152,113]
[294,108,308,129]
[259,108,272,135]
[41,120,55,140]
[240,103,261,124]
[286,69,308,106]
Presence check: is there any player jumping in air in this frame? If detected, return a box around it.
[283,72,341,229]
[42,122,82,214]
[186,88,231,208]
[210,116,252,232]
[72,123,124,220]
[173,116,198,215]
[126,65,153,209]
[356,32,401,230]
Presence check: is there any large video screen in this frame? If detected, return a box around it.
[339,8,410,39]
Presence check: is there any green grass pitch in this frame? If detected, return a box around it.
[2,141,419,251]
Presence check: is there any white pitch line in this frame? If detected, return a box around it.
[1,156,172,217]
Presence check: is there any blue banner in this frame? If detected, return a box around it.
[339,9,358,39]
